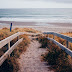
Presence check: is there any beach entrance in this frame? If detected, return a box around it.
[0,32,72,72]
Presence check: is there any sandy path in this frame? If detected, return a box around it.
[18,40,54,72]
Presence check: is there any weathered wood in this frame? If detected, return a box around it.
[8,42,10,57]
[8,42,10,49]
[66,41,69,48]
[0,32,42,49]
[0,32,42,66]
[0,32,19,49]
[17,36,19,41]
[0,31,72,66]
[44,32,54,35]
[0,38,23,66]
[47,37,72,57]
[44,32,72,43]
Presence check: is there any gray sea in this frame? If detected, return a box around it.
[0,8,72,23]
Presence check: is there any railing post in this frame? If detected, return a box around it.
[8,42,10,57]
[66,41,69,48]
[17,36,19,41]
[17,32,19,41]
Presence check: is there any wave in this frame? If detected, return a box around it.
[0,15,71,18]
[0,17,72,23]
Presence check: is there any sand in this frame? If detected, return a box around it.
[0,21,72,33]
[18,40,54,72]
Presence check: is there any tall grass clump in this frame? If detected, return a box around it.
[0,28,31,72]
[38,36,72,72]
[38,36,48,48]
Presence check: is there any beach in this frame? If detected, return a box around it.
[0,8,72,33]
[0,8,72,72]
[0,21,72,33]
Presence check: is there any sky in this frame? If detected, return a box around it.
[0,0,72,8]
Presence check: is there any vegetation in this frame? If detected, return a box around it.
[0,28,72,72]
[38,36,48,48]
[38,35,72,72]
[0,27,38,72]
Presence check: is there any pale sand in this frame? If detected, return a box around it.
[0,21,72,33]
[18,40,54,72]
[1,25,72,33]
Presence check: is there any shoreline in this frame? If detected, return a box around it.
[0,21,72,27]
[0,21,72,33]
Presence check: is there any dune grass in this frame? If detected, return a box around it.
[0,28,72,72]
[38,33,72,72]
[45,32,72,50]
[0,27,38,72]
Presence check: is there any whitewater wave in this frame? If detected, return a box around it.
[0,17,72,23]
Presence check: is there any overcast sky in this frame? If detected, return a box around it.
[0,0,72,8]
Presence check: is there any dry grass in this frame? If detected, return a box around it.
[38,36,48,48]
[0,27,33,72]
[38,36,72,72]
[0,27,38,40]
[61,32,72,37]
[62,32,72,50]
[13,27,38,33]
[0,28,72,72]
[45,32,72,50]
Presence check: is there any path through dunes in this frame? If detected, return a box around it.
[18,40,54,72]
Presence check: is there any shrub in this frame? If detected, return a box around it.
[43,40,72,72]
[0,57,19,72]
[38,36,48,48]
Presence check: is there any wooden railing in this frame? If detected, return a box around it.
[0,32,42,66]
[0,31,72,66]
[43,32,72,57]
[0,32,25,66]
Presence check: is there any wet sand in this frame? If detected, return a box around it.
[0,21,72,27]
[0,21,36,26]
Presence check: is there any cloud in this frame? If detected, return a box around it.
[46,0,72,3]
[21,0,72,3]
[0,0,72,8]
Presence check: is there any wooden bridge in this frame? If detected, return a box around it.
[0,32,72,66]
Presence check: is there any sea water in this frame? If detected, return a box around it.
[0,8,72,23]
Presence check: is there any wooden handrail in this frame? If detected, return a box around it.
[0,32,19,49]
[43,32,72,57]
[0,32,42,49]
[0,38,23,66]
[47,38,72,57]
[0,32,42,66]
[0,31,71,66]
[0,32,24,66]
[44,32,72,43]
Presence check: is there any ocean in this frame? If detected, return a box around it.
[0,8,72,23]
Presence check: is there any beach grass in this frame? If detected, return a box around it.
[0,27,38,72]
[0,27,72,72]
[38,33,72,72]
